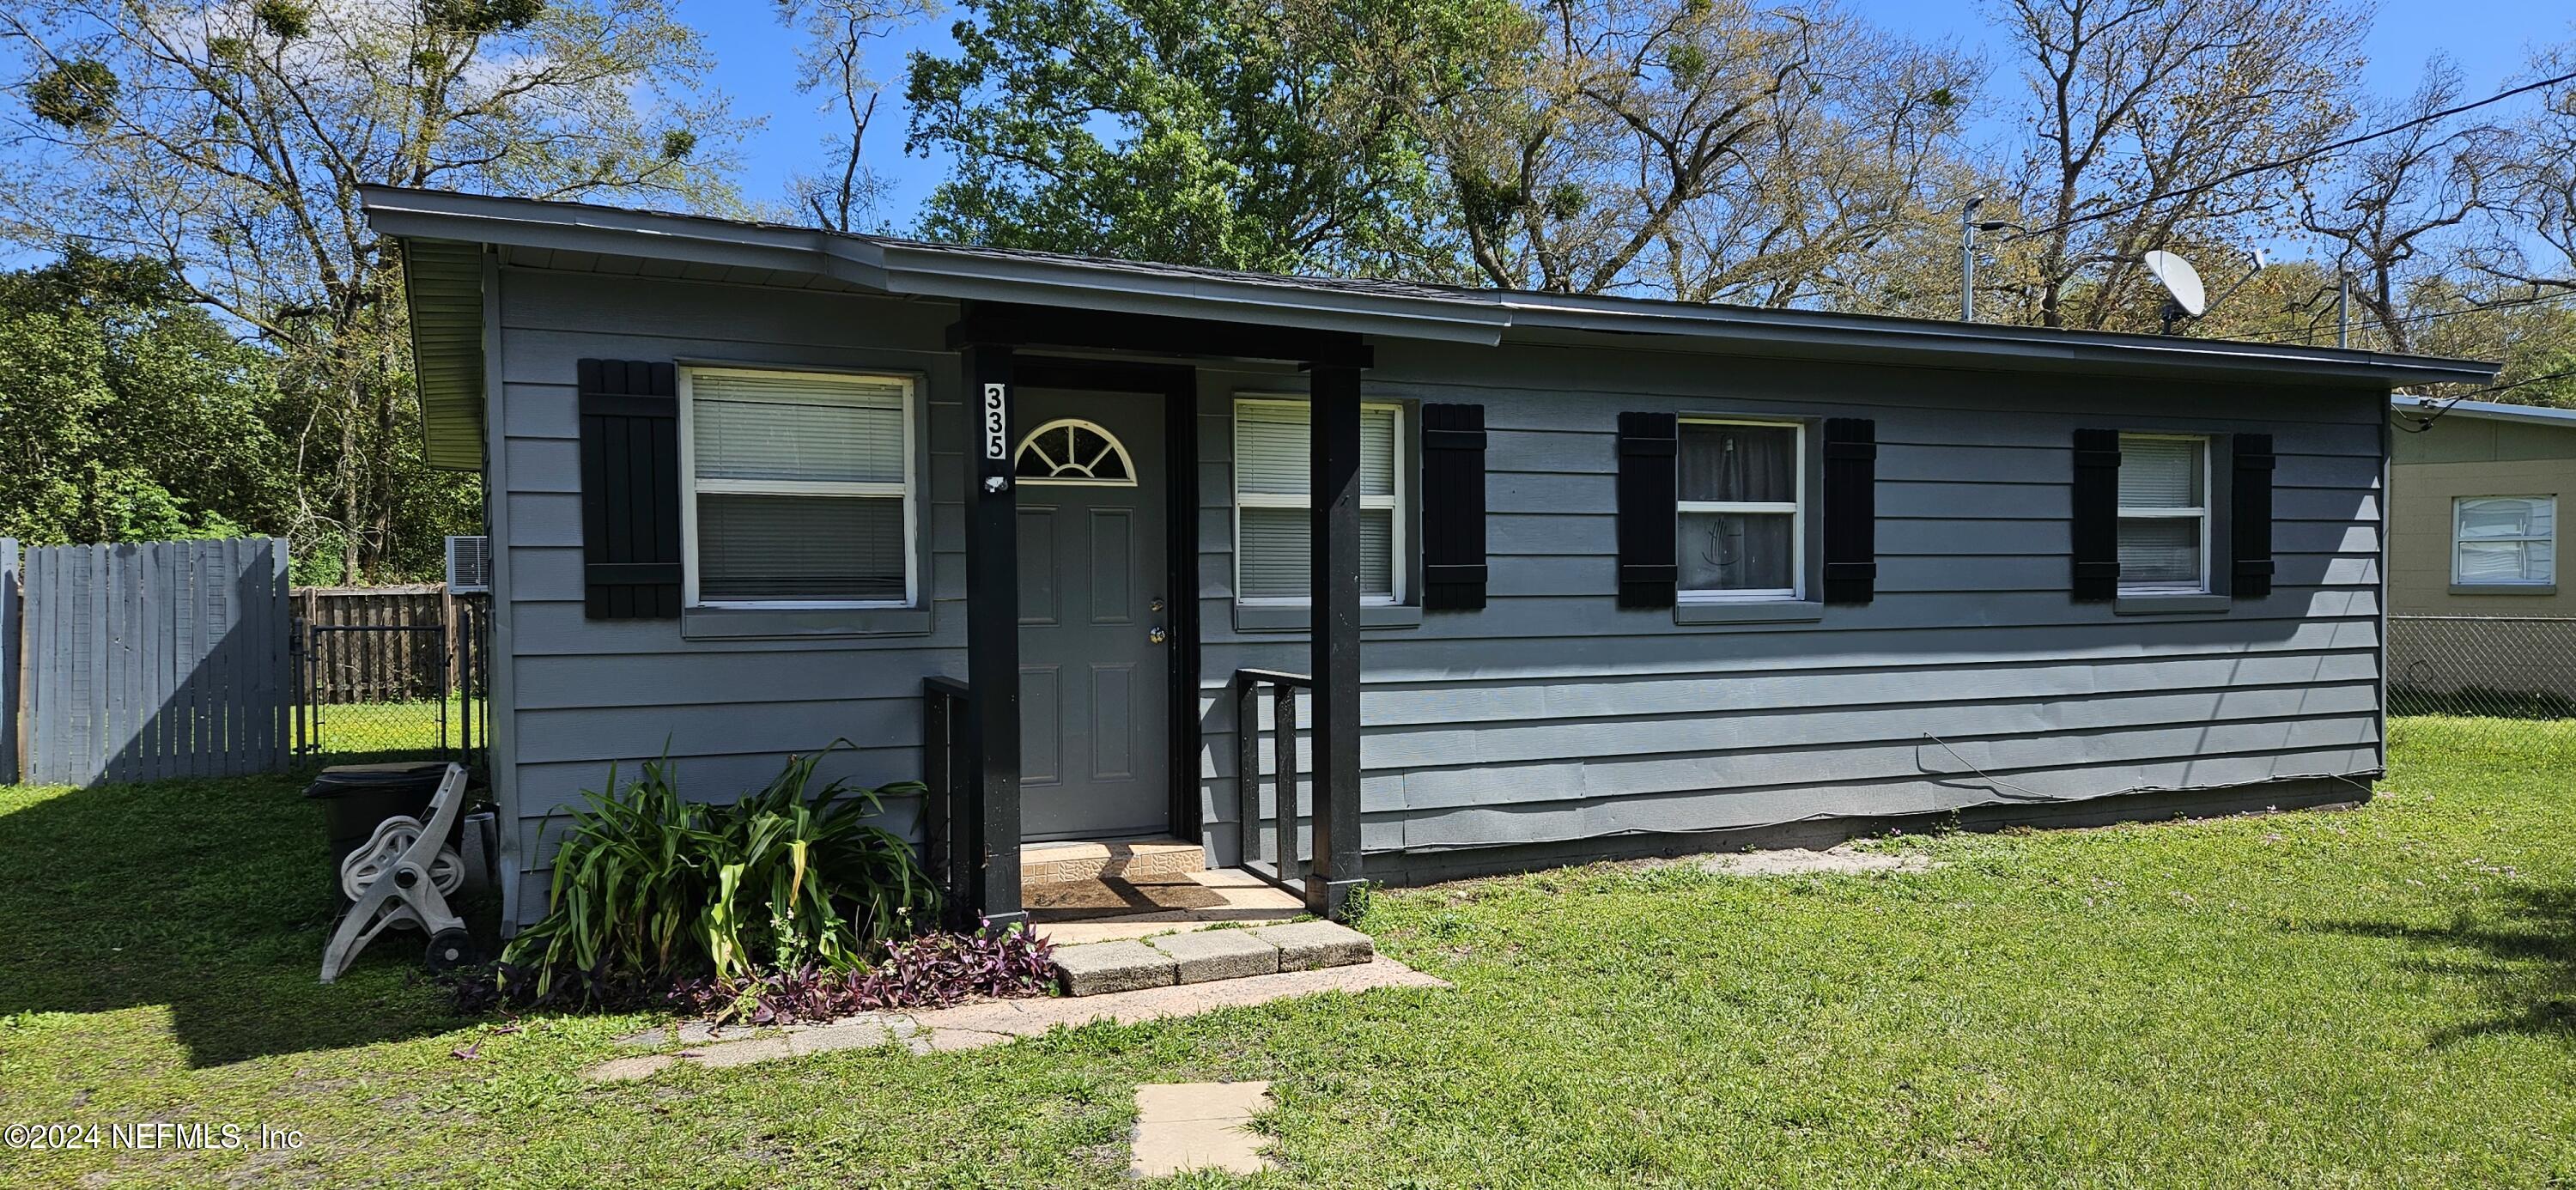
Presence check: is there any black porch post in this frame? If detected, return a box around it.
[961,339,1024,929]
[1307,362,1364,919]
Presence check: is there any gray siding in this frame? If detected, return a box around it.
[490,264,2386,920]
[1191,341,2385,863]
[491,270,970,917]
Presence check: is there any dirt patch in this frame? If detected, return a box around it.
[1698,845,1938,877]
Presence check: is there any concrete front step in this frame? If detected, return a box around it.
[1051,920,1375,996]
[1021,836,1206,888]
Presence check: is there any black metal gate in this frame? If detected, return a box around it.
[294,596,489,769]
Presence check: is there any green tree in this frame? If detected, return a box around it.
[2,0,741,582]
[0,249,289,547]
[906,0,1521,279]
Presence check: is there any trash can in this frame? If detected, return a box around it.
[306,762,458,897]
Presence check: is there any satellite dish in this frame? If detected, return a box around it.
[2141,250,2207,318]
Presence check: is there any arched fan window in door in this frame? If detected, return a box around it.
[1013,419,1138,486]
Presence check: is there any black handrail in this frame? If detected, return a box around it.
[1234,668,1314,891]
[921,677,975,926]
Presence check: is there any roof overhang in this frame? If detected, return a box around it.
[363,185,2503,471]
[2393,394,2576,429]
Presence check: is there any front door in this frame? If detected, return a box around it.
[1015,389,1171,841]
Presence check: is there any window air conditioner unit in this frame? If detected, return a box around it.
[445,535,492,594]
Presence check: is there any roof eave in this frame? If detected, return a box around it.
[358,186,2500,390]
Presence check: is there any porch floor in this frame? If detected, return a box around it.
[1026,866,1306,946]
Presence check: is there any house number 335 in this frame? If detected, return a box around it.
[981,383,1008,460]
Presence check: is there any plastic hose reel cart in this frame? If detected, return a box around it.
[319,762,477,983]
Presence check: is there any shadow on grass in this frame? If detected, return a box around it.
[0,772,492,1067]
[2299,884,2576,1046]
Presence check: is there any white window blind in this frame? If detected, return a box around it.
[1678,420,1803,598]
[1234,400,1400,602]
[683,368,914,606]
[2453,495,2557,586]
[2117,434,2208,592]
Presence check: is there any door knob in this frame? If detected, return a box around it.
[1148,626,1170,645]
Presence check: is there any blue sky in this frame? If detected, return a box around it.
[683,0,2576,239]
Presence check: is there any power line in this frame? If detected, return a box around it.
[2010,70,2576,241]
[2274,287,2576,346]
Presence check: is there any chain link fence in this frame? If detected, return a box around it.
[2387,615,2576,763]
[292,588,489,772]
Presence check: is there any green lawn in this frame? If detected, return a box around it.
[3,718,2573,1187]
[304,695,487,758]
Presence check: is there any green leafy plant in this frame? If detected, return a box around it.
[501,744,938,997]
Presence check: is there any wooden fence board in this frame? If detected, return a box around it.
[1,539,18,782]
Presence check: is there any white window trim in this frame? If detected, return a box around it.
[2116,432,2212,596]
[2451,494,2558,586]
[1232,395,1406,606]
[677,365,920,610]
[1677,417,1806,603]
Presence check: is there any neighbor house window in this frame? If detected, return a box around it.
[1233,398,1402,604]
[2117,434,2208,593]
[2453,495,2557,586]
[1679,419,1803,600]
[679,367,914,607]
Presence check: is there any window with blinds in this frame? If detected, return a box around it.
[2116,434,2208,592]
[2452,495,2557,586]
[681,367,914,606]
[1678,420,1803,598]
[1233,398,1401,603]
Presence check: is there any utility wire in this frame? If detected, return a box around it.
[2009,70,2576,241]
[2272,288,2576,347]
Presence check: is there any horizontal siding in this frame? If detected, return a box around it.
[491,266,2390,919]
[1189,347,2385,866]
[492,270,972,890]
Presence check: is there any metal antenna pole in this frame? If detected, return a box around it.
[1960,196,1984,322]
[2336,272,2350,348]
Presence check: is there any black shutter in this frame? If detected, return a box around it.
[1616,411,1679,609]
[1420,403,1488,610]
[578,359,683,619]
[2071,428,2121,602]
[1820,417,1877,604]
[2230,432,2275,599]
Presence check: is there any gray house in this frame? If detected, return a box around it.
[361,187,2494,932]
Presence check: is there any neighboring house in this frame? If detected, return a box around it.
[361,187,2494,932]
[2385,396,2574,703]
[2389,397,2568,611]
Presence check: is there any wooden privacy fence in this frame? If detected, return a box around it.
[295,584,471,704]
[17,539,292,786]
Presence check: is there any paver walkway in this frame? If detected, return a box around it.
[587,957,1447,1082]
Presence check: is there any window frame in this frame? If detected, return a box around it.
[2115,432,2212,596]
[1676,416,1807,604]
[676,364,920,611]
[2451,494,2558,587]
[1231,395,1406,607]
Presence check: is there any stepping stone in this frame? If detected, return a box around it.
[1246,920,1374,971]
[1150,929,1279,983]
[1052,938,1176,996]
[1131,1081,1274,1178]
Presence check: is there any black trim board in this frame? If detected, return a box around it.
[1366,777,2372,889]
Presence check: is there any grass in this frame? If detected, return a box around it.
[303,696,487,758]
[3,718,2573,1187]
